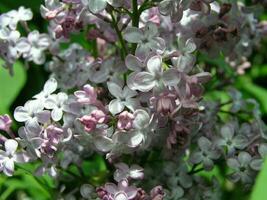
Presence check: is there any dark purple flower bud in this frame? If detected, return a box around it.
[150,91,177,116]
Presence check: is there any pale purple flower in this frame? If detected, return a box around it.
[18,31,51,64]
[40,0,64,20]
[117,111,134,130]
[124,22,166,59]
[128,55,181,92]
[74,84,98,104]
[44,92,68,121]
[41,125,64,155]
[114,162,144,182]
[14,100,50,126]
[0,114,12,132]
[100,179,138,200]
[0,139,29,176]
[108,82,138,115]
[34,78,58,103]
[159,0,191,22]
[1,6,33,30]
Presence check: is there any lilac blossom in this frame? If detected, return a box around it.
[128,55,181,92]
[44,92,68,121]
[0,115,12,132]
[108,82,138,115]
[124,22,166,59]
[0,139,29,176]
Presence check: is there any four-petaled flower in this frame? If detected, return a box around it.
[0,139,29,176]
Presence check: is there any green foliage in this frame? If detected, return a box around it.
[0,61,26,115]
[250,159,267,200]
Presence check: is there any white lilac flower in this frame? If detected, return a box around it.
[0,6,33,30]
[124,22,166,59]
[14,100,50,127]
[82,0,125,14]
[128,55,181,92]
[94,109,152,156]
[40,0,64,19]
[82,0,108,14]
[171,37,197,72]
[49,44,94,89]
[114,162,144,182]
[108,82,138,115]
[18,31,51,65]
[34,78,58,103]
[44,92,68,121]
[125,54,146,90]
[89,58,125,85]
[0,139,29,176]
[102,179,138,200]
[18,123,43,158]
[158,0,192,22]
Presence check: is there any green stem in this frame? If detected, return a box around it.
[188,167,204,175]
[110,10,128,59]
[132,0,139,27]
[131,0,139,53]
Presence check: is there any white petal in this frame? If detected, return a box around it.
[51,107,63,121]
[3,159,14,176]
[147,55,162,75]
[122,86,137,98]
[108,82,123,98]
[44,95,57,109]
[133,72,155,92]
[16,38,31,53]
[162,69,181,86]
[124,27,143,43]
[14,106,30,122]
[109,99,125,115]
[144,22,158,39]
[133,110,150,129]
[128,132,144,147]
[44,78,57,94]
[5,139,18,155]
[18,6,33,21]
[94,136,113,152]
[88,0,107,13]
[125,54,143,72]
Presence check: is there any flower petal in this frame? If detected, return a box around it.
[109,99,125,115]
[124,27,143,43]
[5,139,18,155]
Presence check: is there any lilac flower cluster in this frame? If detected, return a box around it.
[0,0,267,199]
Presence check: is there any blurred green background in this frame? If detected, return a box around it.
[0,0,267,199]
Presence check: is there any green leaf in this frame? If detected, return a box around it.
[251,159,267,200]
[0,61,26,114]
[236,76,267,114]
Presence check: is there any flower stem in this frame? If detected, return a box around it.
[110,10,128,59]
[131,0,139,53]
